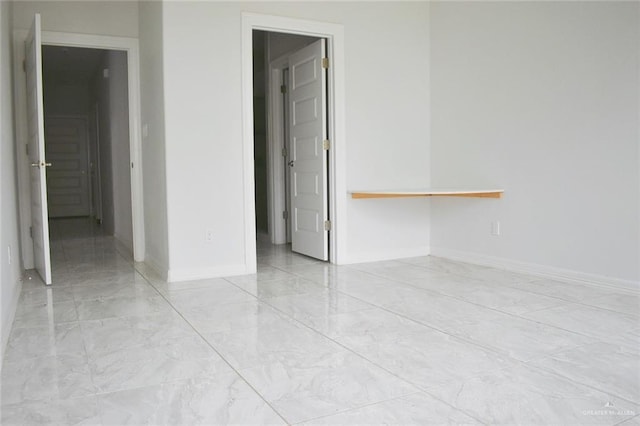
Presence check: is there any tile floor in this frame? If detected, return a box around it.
[1,218,639,425]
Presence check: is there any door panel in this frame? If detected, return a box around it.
[288,39,328,261]
[25,14,52,284]
[45,117,90,217]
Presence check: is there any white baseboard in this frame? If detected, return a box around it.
[430,247,640,293]
[142,254,169,282]
[113,233,134,261]
[341,246,431,265]
[1,276,22,366]
[167,264,251,283]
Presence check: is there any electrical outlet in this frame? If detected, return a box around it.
[205,229,214,243]
[491,221,501,236]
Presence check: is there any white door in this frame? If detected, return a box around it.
[288,39,329,260]
[25,14,52,284]
[45,117,90,217]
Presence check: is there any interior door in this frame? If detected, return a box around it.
[45,117,90,217]
[25,14,52,284]
[288,39,329,261]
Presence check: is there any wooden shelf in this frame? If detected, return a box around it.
[350,188,504,199]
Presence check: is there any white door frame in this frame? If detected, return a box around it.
[13,30,145,265]
[266,53,290,245]
[242,13,347,269]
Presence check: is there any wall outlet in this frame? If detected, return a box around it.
[205,229,214,243]
[491,221,501,236]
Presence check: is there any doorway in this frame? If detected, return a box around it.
[15,19,145,284]
[42,45,133,258]
[253,30,330,262]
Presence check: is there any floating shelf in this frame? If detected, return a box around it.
[349,188,504,199]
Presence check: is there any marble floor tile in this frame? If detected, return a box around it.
[88,335,232,393]
[239,351,418,424]
[150,276,230,294]
[300,307,433,345]
[12,300,78,328]
[97,373,285,425]
[180,300,288,334]
[427,363,639,425]
[516,278,621,302]
[302,392,480,425]
[224,266,296,287]
[530,342,640,404]
[79,312,196,356]
[162,282,255,311]
[18,286,75,305]
[3,322,85,362]
[618,415,640,425]
[445,282,569,315]
[70,280,158,301]
[342,328,517,392]
[523,303,640,349]
[447,312,596,361]
[75,294,173,321]
[580,292,640,317]
[399,255,490,276]
[1,396,101,426]
[352,262,445,283]
[204,320,343,370]
[232,276,325,299]
[460,267,540,286]
[3,222,638,425]
[381,289,507,331]
[1,353,95,404]
[401,272,492,297]
[263,290,373,325]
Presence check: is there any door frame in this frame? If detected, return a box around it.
[266,53,290,245]
[13,30,145,265]
[242,13,347,268]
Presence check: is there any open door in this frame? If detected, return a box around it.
[288,39,329,261]
[25,14,52,284]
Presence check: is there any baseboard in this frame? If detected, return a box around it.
[142,254,169,282]
[113,233,134,261]
[166,263,251,283]
[341,246,431,265]
[430,247,640,293]
[1,276,22,366]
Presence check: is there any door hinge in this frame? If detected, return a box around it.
[283,211,288,220]
[280,84,287,94]
[324,220,331,231]
[322,57,329,69]
[131,162,134,169]
[282,148,287,157]
[323,140,330,151]
[22,60,26,72]
[29,226,33,238]
[25,144,29,155]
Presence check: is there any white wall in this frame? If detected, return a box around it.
[161,2,430,279]
[12,0,140,269]
[430,2,640,286]
[1,0,22,359]
[12,0,138,37]
[138,0,169,276]
[107,51,133,253]
[94,54,115,235]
